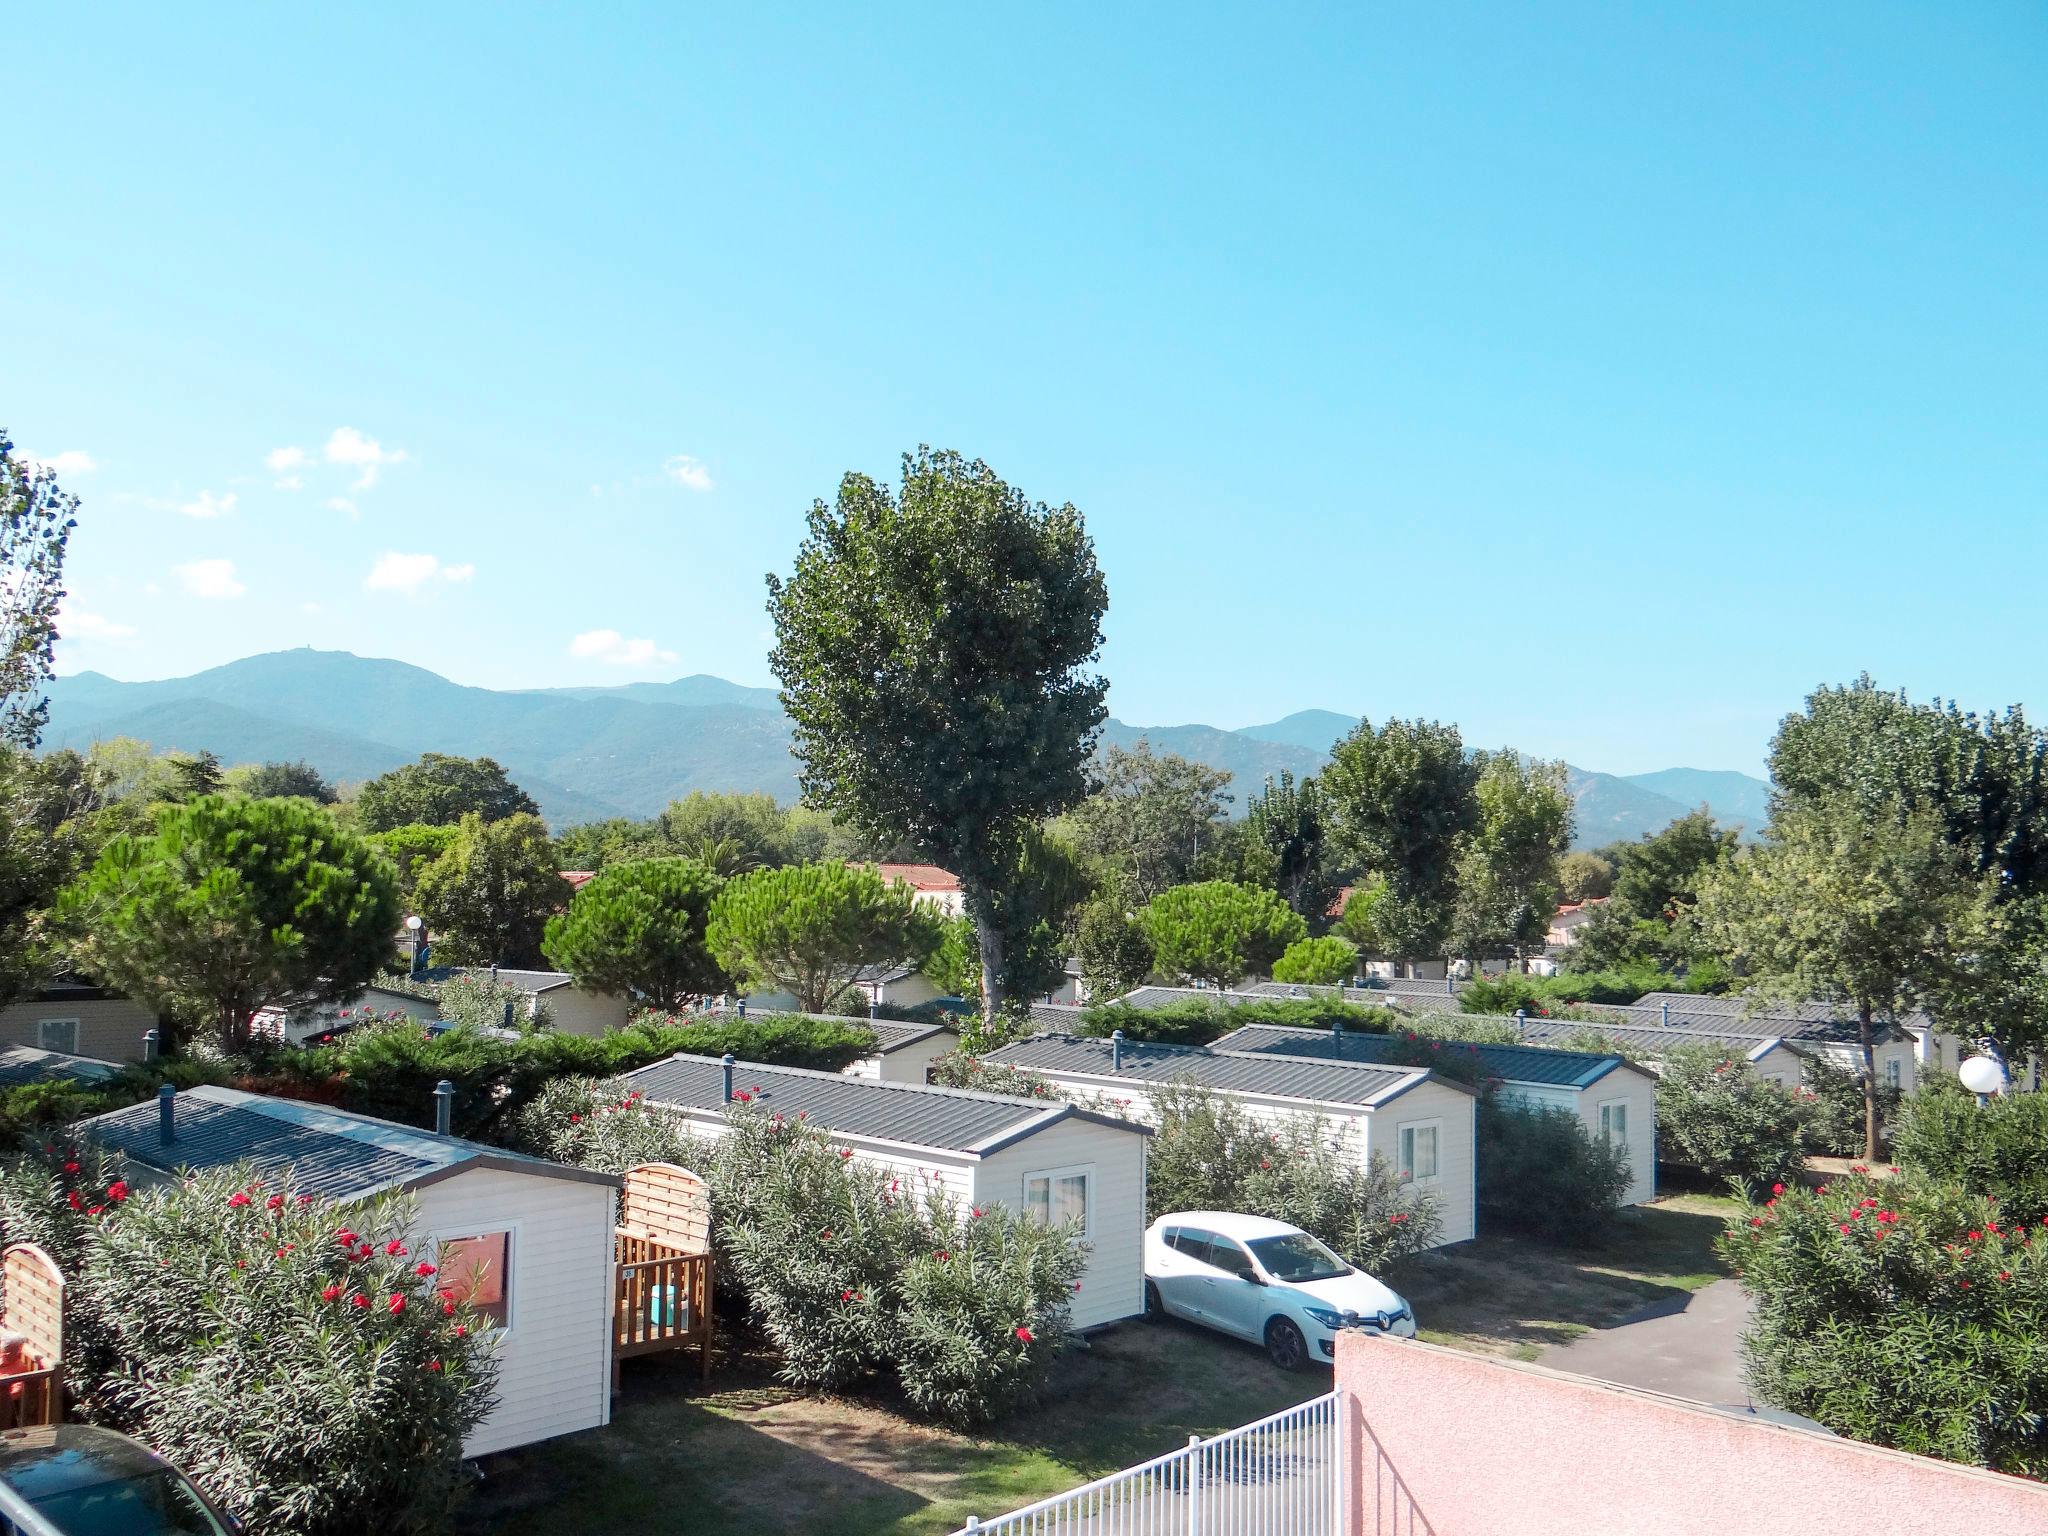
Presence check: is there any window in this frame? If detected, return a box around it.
[1598,1101,1629,1146]
[1886,1057,1902,1089]
[1023,1165,1092,1239]
[36,1019,78,1055]
[435,1230,512,1330]
[1396,1121,1440,1184]
[1205,1238,1255,1280]
[1169,1228,1215,1264]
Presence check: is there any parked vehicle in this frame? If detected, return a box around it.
[0,1425,236,1535]
[1144,1211,1416,1370]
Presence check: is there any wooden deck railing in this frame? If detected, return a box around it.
[613,1229,714,1381]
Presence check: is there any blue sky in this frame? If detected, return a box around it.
[7,4,2044,774]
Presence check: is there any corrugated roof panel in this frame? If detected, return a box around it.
[1209,1022,1625,1089]
[88,1097,446,1199]
[985,1034,1427,1107]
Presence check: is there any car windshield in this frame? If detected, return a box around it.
[30,1469,232,1535]
[1247,1232,1352,1283]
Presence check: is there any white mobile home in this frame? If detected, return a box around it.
[81,1085,620,1458]
[620,1054,1151,1330]
[0,983,163,1061]
[983,1034,1479,1247]
[1519,1016,1817,1092]
[1211,1021,1659,1207]
[844,1019,958,1084]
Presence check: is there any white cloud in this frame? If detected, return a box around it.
[663,455,714,492]
[22,450,97,477]
[61,609,137,642]
[179,489,237,520]
[273,476,303,492]
[569,629,679,668]
[325,427,409,490]
[326,496,359,518]
[265,446,307,472]
[174,559,245,600]
[363,552,472,594]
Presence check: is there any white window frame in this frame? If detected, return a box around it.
[1395,1119,1441,1186]
[36,1018,79,1055]
[1021,1163,1095,1242]
[1597,1099,1629,1147]
[428,1221,520,1338]
[1885,1056,1902,1089]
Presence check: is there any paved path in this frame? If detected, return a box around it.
[1538,1277,1754,1407]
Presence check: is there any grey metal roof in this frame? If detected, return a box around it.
[700,1007,951,1056]
[1516,1016,1814,1063]
[0,1047,126,1088]
[79,1086,616,1200]
[1110,986,1273,1011]
[1028,1002,1088,1030]
[414,966,575,994]
[1625,991,1933,1033]
[1578,1002,1911,1046]
[984,1034,1462,1108]
[623,1053,1143,1155]
[1209,1022,1640,1090]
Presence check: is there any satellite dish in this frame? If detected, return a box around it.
[1958,1055,2006,1097]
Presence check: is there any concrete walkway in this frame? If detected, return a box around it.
[1538,1277,1754,1408]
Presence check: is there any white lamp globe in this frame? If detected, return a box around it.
[1958,1055,2006,1097]
[404,915,423,932]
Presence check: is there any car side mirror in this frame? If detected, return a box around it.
[1244,1272,1265,1286]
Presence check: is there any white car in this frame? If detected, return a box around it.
[1144,1211,1416,1370]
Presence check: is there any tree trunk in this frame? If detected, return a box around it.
[1858,1002,1880,1165]
[976,915,1004,1031]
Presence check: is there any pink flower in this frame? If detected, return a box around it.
[226,1192,251,1208]
[1015,1326,1035,1343]
[322,1284,342,1302]
[388,1293,407,1315]
[416,1261,437,1278]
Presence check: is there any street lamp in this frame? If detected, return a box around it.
[1958,1054,2006,1105]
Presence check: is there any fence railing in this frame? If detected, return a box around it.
[955,1391,1345,1536]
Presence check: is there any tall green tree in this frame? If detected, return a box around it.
[0,432,77,751]
[767,447,1108,1025]
[541,857,725,1010]
[1321,718,1479,961]
[1140,880,1306,991]
[1076,894,1153,999]
[412,812,564,968]
[707,861,943,1013]
[224,759,338,803]
[1271,935,1359,986]
[978,825,1092,1003]
[1245,771,1342,927]
[655,791,793,873]
[367,823,460,905]
[0,750,97,1003]
[354,754,540,833]
[1449,753,1573,970]
[60,796,401,1051]
[1064,740,1233,902]
[1567,809,1738,972]
[1555,850,1615,903]
[1693,808,1996,1161]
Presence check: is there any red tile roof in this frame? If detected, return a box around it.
[561,871,596,891]
[870,862,962,892]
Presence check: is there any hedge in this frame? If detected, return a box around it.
[1073,996,1401,1046]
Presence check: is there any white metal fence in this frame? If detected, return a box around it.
[954,1392,1347,1536]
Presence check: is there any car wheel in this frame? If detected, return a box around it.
[1144,1281,1165,1322]
[1265,1317,1309,1371]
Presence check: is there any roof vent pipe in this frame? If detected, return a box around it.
[158,1082,176,1145]
[142,1028,159,1063]
[1332,1018,1345,1047]
[869,995,878,1022]
[491,964,499,983]
[1660,1001,1671,1027]
[1446,977,1455,996]
[1514,1008,1527,1036]
[737,998,747,1019]
[433,1080,455,1137]
[1111,1030,1125,1072]
[721,1053,736,1103]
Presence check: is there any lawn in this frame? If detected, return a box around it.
[457,1194,1743,1536]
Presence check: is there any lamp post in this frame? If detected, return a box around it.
[1958,1052,2006,1108]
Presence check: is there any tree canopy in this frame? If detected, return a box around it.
[767,447,1108,1022]
[1271,934,1359,986]
[224,759,338,804]
[354,754,540,833]
[1566,808,1738,973]
[0,432,76,751]
[411,812,563,968]
[1064,740,1233,902]
[541,857,726,1010]
[1244,770,1341,928]
[707,862,944,1014]
[1321,718,1479,959]
[655,791,795,874]
[60,795,401,1051]
[1140,880,1306,991]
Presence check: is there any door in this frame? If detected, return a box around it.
[1197,1236,1268,1341]
[1156,1228,1218,1319]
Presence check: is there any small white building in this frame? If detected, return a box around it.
[983,1033,1480,1247]
[868,863,968,918]
[1211,1020,1660,1207]
[1606,996,1920,1094]
[844,1019,958,1084]
[619,1053,1151,1330]
[80,1085,620,1458]
[0,983,163,1061]
[1518,1016,1819,1093]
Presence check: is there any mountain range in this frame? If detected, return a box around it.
[39,650,1769,847]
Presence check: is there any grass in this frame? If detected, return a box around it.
[1389,1192,1743,1361]
[458,1194,1745,1536]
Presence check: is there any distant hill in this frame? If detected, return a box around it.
[41,649,1770,843]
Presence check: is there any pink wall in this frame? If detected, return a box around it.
[1337,1334,2048,1536]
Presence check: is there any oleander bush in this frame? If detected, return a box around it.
[1891,1080,2048,1226]
[927,1050,1066,1100]
[1475,1098,1632,1242]
[1073,995,1400,1046]
[1654,1045,1806,1194]
[1140,1084,1440,1271]
[1722,1170,2048,1477]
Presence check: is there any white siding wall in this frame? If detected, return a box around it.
[0,997,158,1060]
[1749,1045,1807,1091]
[875,1033,956,1085]
[409,1167,616,1458]
[971,1118,1149,1329]
[1803,1037,1918,1096]
[546,987,633,1038]
[1578,1070,1658,1207]
[1365,1080,1477,1246]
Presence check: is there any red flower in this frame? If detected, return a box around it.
[65,1192,81,1212]
[820,1229,833,1241]
[322,1285,342,1302]
[442,1300,456,1315]
[1749,1217,1764,1228]
[971,1207,984,1219]
[87,1206,103,1216]
[266,1194,284,1210]
[1969,1231,1983,1243]
[838,1148,853,1160]
[277,1245,295,1257]
[349,1293,370,1309]
[1838,1223,1852,1235]
[426,1360,443,1373]
[935,1251,950,1262]
[1958,1279,1971,1290]
[416,1261,437,1278]
[226,1192,251,1208]
[569,1113,583,1122]
[107,1181,128,1203]
[454,1324,468,1337]
[62,1161,79,1175]
[387,1294,406,1315]
[1771,1183,1784,1196]
[1999,1271,2012,1282]
[297,1194,314,1205]
[384,1240,407,1257]
[840,1289,854,1302]
[1015,1326,1034,1343]
[335,1229,359,1246]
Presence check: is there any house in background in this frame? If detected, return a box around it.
[1581,998,1922,1093]
[1545,899,1609,953]
[0,981,163,1062]
[620,1053,1151,1330]
[79,1084,620,1458]
[1210,1020,1659,1206]
[1518,1014,1829,1092]
[0,1045,126,1089]
[984,1033,1479,1247]
[868,863,967,917]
